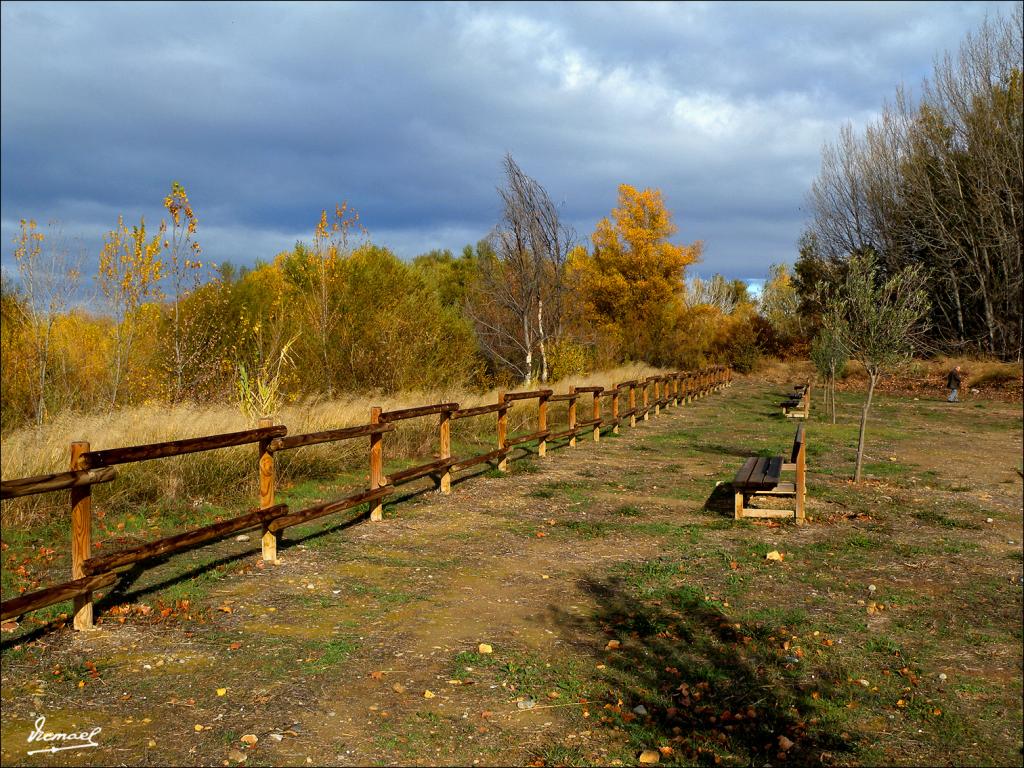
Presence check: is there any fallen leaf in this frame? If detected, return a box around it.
[423,690,435,698]
[228,642,242,651]
[370,671,384,681]
[658,746,674,757]
[227,749,247,763]
[240,734,258,745]
[392,683,406,694]
[729,561,738,570]
[478,643,493,654]
[605,639,621,650]
[216,688,227,697]
[194,724,204,732]
[765,550,784,562]
[778,735,794,751]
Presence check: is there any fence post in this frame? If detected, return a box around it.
[642,380,650,421]
[672,374,679,406]
[538,392,548,458]
[258,417,278,562]
[592,391,601,442]
[629,384,637,428]
[568,387,577,448]
[654,379,661,417]
[439,409,451,494]
[70,441,94,631]
[497,391,508,472]
[370,406,385,521]
[611,387,620,435]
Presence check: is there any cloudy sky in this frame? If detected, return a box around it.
[1,1,1016,290]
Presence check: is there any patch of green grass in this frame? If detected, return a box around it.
[302,635,357,671]
[613,504,642,517]
[912,508,981,530]
[865,635,903,657]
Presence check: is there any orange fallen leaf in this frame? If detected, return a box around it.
[370,671,384,681]
[228,642,242,651]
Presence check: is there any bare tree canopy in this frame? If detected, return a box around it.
[803,6,1022,360]
[467,154,575,383]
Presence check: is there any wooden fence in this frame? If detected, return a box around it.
[0,366,732,629]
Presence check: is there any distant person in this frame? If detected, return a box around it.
[946,365,962,402]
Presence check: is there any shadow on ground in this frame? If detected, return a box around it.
[548,575,856,766]
[703,483,737,518]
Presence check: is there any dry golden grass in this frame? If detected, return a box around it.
[1,363,666,527]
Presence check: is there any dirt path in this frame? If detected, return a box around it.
[1,391,737,766]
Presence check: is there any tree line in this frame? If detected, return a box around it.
[797,6,1022,361]
[1,160,804,432]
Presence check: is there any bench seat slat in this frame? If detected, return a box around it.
[733,457,758,488]
[746,457,773,488]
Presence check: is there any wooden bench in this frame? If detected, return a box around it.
[781,383,810,419]
[733,423,806,524]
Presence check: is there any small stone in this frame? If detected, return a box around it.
[638,748,661,764]
[986,518,994,524]
[857,679,870,687]
[306,584,315,590]
[868,584,877,593]
[938,673,947,682]
[235,535,250,542]
[633,704,648,716]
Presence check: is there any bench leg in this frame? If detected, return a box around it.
[734,491,745,520]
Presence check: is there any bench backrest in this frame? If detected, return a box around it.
[791,422,806,463]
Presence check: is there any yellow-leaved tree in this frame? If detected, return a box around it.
[571,184,702,365]
[98,215,165,407]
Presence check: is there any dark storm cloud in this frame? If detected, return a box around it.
[1,0,1016,283]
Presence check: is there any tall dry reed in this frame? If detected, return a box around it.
[1,363,665,528]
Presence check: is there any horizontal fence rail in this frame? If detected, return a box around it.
[0,366,732,630]
[1,467,118,501]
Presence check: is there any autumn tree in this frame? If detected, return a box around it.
[821,250,929,482]
[161,182,210,402]
[760,263,802,343]
[573,184,702,365]
[280,204,365,397]
[9,220,82,423]
[97,215,165,407]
